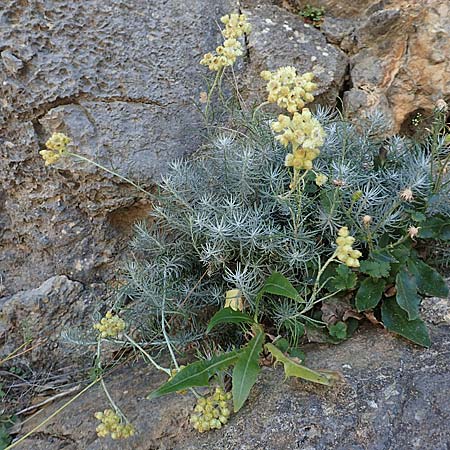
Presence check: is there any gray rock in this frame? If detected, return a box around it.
[241,2,348,106]
[1,50,24,74]
[0,276,104,368]
[9,300,450,449]
[0,0,236,299]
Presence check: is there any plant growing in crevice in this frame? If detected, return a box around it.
[23,9,450,445]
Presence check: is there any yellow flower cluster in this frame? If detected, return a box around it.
[315,173,328,186]
[93,311,126,338]
[39,132,71,166]
[271,109,325,170]
[261,67,316,113]
[221,13,252,38]
[224,289,244,311]
[335,227,362,268]
[190,387,232,433]
[94,409,135,439]
[200,13,251,71]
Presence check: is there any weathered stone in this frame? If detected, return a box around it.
[1,49,24,74]
[0,0,236,299]
[9,296,450,450]
[241,1,348,106]
[0,276,104,368]
[283,0,450,134]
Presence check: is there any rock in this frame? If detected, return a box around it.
[241,1,348,106]
[282,0,450,134]
[0,0,236,300]
[1,50,24,74]
[0,276,103,369]
[9,299,450,449]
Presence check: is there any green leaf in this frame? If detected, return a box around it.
[381,298,430,347]
[206,308,254,333]
[273,338,290,353]
[256,272,301,301]
[328,321,347,340]
[419,216,450,240]
[395,266,421,320]
[329,265,357,291]
[407,258,449,298]
[411,211,426,223]
[355,278,386,311]
[232,327,265,412]
[265,343,339,385]
[359,260,391,278]
[148,351,240,399]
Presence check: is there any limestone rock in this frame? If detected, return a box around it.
[241,1,348,106]
[9,308,450,449]
[0,276,103,368]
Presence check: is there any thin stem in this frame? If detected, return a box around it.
[68,152,152,197]
[161,280,179,370]
[5,378,100,449]
[205,68,223,120]
[252,101,270,120]
[123,334,171,375]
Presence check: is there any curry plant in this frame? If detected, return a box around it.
[35,9,450,442]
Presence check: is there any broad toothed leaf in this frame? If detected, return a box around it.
[265,343,339,385]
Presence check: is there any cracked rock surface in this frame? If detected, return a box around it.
[10,296,450,450]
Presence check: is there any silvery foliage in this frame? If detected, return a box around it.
[116,108,449,348]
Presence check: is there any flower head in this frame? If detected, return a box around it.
[335,227,362,268]
[95,409,135,440]
[190,387,233,433]
[400,188,414,202]
[315,173,328,186]
[261,67,317,113]
[39,132,71,166]
[408,226,420,241]
[201,13,250,71]
[224,289,244,311]
[220,13,251,38]
[94,311,126,338]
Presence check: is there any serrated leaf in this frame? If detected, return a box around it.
[330,265,357,291]
[232,327,265,412]
[355,278,386,311]
[206,308,254,333]
[407,258,449,298]
[148,351,240,399]
[359,260,391,278]
[395,266,421,320]
[381,298,430,347]
[256,272,301,301]
[265,343,339,385]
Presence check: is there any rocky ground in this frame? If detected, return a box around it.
[1,0,449,368]
[7,295,450,450]
[1,0,449,448]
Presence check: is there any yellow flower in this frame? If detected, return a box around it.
[190,387,233,433]
[201,13,250,71]
[220,13,251,39]
[271,109,325,170]
[224,289,244,311]
[93,311,126,338]
[95,409,135,439]
[40,132,71,166]
[261,67,317,113]
[315,173,328,186]
[335,227,362,268]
